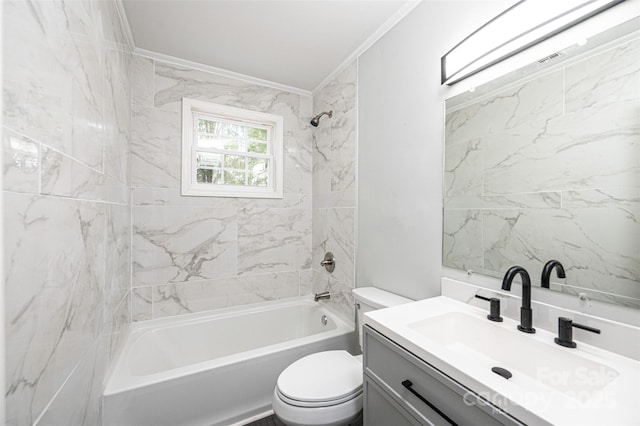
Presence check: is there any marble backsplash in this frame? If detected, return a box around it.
[129,56,315,321]
[3,0,132,424]
[443,37,640,308]
[311,63,358,323]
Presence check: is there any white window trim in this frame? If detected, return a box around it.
[181,98,284,198]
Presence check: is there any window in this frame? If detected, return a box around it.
[181,98,284,198]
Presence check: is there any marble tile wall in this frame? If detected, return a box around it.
[129,56,314,321]
[311,63,358,323]
[3,0,132,424]
[443,37,640,308]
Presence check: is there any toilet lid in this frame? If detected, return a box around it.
[277,350,362,404]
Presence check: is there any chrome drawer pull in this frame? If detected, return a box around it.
[401,380,458,426]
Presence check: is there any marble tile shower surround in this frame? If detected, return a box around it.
[311,63,358,322]
[5,10,356,426]
[443,37,640,308]
[3,0,132,424]
[130,56,316,321]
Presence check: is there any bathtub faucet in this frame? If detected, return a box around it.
[314,291,331,302]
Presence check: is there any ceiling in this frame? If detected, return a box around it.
[122,0,418,92]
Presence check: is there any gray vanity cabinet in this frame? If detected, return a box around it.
[364,377,422,426]
[363,326,524,426]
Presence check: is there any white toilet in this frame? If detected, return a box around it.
[272,287,412,426]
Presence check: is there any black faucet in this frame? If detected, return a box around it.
[501,266,535,333]
[541,260,566,288]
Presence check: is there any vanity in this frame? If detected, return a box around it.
[363,326,522,426]
[361,279,640,426]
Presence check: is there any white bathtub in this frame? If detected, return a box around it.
[103,296,356,426]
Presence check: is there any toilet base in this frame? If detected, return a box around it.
[272,388,363,426]
[273,411,362,426]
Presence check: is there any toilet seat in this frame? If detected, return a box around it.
[272,388,363,426]
[276,350,363,408]
[276,387,362,408]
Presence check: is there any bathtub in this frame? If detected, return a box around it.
[103,296,356,426]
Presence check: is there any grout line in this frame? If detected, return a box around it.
[129,186,134,324]
[129,44,135,326]
[562,66,566,116]
[2,189,130,207]
[151,58,155,108]
[37,140,42,195]
[32,360,83,425]
[4,129,109,178]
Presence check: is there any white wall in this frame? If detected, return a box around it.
[357,1,513,301]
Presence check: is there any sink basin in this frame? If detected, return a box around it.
[408,312,619,401]
[364,294,639,426]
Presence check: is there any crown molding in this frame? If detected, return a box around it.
[132,47,312,97]
[114,0,136,52]
[114,0,422,98]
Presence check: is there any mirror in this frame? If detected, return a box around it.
[443,18,640,308]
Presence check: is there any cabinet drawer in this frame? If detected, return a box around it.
[364,376,423,426]
[364,326,522,426]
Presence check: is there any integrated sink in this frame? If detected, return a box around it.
[408,312,619,401]
[363,293,640,426]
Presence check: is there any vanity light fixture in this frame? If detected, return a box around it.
[441,0,624,85]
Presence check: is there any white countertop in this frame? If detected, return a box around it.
[364,296,640,426]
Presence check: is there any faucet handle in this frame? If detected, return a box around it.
[554,317,601,348]
[474,295,503,322]
[320,252,335,273]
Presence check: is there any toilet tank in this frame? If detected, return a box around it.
[353,287,412,349]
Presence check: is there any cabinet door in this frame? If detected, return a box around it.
[364,376,423,426]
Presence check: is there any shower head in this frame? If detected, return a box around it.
[310,111,333,127]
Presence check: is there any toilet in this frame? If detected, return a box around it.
[272,287,412,426]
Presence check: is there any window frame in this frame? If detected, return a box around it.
[181,98,284,198]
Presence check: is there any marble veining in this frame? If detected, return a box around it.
[312,270,355,322]
[132,186,305,209]
[131,55,155,108]
[104,46,132,184]
[238,208,312,275]
[3,0,133,423]
[444,37,640,308]
[129,54,314,322]
[152,272,300,319]
[313,208,356,287]
[313,63,357,195]
[310,62,358,322]
[5,5,355,423]
[443,209,484,272]
[105,204,131,309]
[565,38,640,113]
[132,206,238,286]
[5,193,105,424]
[130,104,182,189]
[131,286,153,322]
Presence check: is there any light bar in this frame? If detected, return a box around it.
[441,0,625,85]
